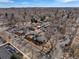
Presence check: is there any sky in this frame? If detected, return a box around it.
[0,0,79,8]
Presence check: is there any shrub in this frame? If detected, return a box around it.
[10,54,22,59]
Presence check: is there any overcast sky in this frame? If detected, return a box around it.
[0,0,79,8]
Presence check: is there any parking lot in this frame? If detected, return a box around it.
[0,46,12,59]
